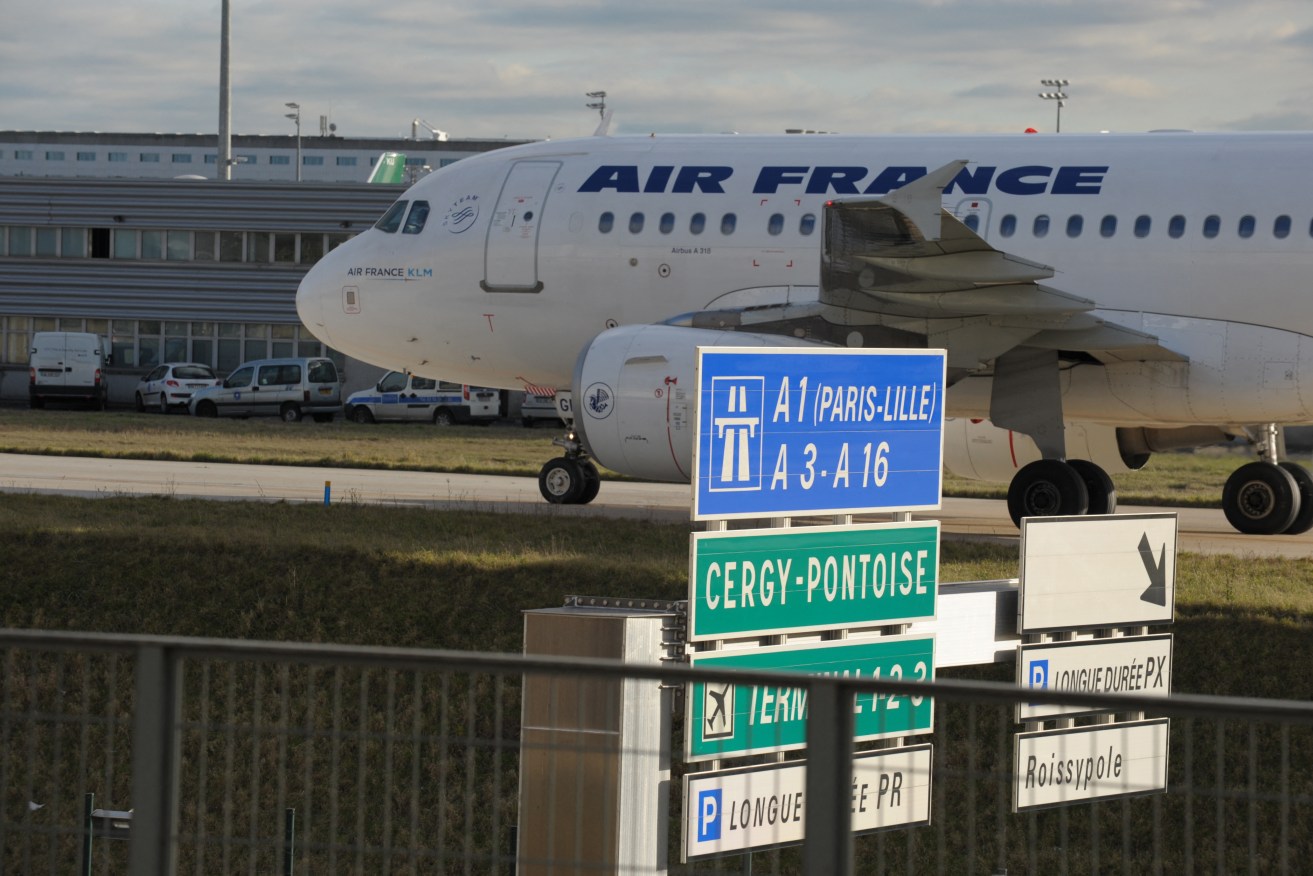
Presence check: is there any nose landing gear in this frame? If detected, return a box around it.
[537,429,601,505]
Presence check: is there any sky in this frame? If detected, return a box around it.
[4,0,1313,142]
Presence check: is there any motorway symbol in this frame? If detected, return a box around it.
[1138,532,1168,606]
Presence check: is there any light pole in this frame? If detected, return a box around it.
[1038,79,1069,132]
[585,90,607,118]
[284,102,301,181]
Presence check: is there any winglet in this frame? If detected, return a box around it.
[593,109,614,137]
[878,159,968,240]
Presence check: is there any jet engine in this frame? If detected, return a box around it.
[571,325,825,483]
[942,417,1152,483]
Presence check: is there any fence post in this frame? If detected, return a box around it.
[803,678,854,875]
[81,792,94,876]
[128,644,182,876]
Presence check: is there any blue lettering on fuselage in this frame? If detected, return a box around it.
[578,164,1108,195]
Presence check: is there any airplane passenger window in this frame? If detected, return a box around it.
[1203,215,1220,238]
[800,214,816,235]
[1274,215,1291,239]
[1169,215,1186,238]
[721,213,737,234]
[659,212,675,234]
[629,212,645,234]
[598,212,614,233]
[1066,215,1083,238]
[964,214,980,232]
[1100,215,1117,238]
[1238,215,1255,239]
[768,214,784,236]
[1033,215,1050,238]
[690,213,706,235]
[1135,215,1151,238]
[374,200,409,234]
[999,215,1016,238]
[402,201,430,235]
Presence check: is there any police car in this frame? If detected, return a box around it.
[345,371,501,425]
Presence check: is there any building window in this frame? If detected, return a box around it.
[204,155,217,164]
[61,228,87,258]
[167,230,190,260]
[113,229,137,258]
[300,233,324,264]
[303,155,324,166]
[35,228,57,257]
[194,231,216,260]
[140,153,160,163]
[337,156,358,167]
[270,155,291,166]
[171,154,192,164]
[273,233,296,262]
[108,152,128,162]
[77,151,96,161]
[45,151,65,161]
[141,230,163,259]
[14,150,33,160]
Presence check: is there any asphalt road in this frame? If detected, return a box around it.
[3,452,1310,559]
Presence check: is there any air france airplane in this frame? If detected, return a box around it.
[296,130,1313,534]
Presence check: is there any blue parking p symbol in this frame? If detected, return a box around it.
[697,789,722,842]
[1028,659,1049,689]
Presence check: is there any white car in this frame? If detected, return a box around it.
[134,363,222,413]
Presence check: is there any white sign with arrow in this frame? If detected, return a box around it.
[1019,513,1177,633]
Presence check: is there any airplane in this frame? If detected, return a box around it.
[367,152,407,184]
[296,130,1313,535]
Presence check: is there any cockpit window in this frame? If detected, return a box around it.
[402,201,430,234]
[375,200,409,233]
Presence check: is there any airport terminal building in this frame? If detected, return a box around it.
[0,131,532,403]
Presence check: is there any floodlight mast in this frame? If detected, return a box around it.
[1038,79,1070,132]
[585,90,607,118]
[284,102,301,181]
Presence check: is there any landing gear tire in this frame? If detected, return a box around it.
[578,461,601,505]
[539,458,585,504]
[1067,459,1117,516]
[1222,461,1299,535]
[1278,462,1313,535]
[1006,459,1091,527]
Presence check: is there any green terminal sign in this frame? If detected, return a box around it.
[687,635,936,761]
[688,521,939,642]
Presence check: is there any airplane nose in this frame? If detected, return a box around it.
[296,255,336,346]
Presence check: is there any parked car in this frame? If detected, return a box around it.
[519,392,566,428]
[134,363,222,413]
[188,357,342,422]
[28,331,111,409]
[345,371,501,425]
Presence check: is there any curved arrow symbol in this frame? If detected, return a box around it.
[1139,533,1168,606]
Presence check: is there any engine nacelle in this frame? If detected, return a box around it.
[572,325,823,483]
[943,417,1150,483]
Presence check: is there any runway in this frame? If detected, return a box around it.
[1,452,1310,558]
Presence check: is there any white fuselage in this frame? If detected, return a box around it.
[297,131,1313,430]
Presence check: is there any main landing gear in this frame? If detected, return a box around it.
[1005,458,1117,527]
[1219,425,1313,535]
[537,429,601,505]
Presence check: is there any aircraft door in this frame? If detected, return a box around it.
[953,198,993,237]
[482,161,561,293]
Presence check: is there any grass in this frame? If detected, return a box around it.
[1,493,1311,873]
[0,407,1280,506]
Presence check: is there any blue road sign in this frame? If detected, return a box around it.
[693,348,946,519]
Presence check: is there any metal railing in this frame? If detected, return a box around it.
[2,628,1312,874]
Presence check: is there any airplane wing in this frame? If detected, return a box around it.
[818,160,1187,373]
[666,159,1184,389]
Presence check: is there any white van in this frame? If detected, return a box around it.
[345,371,501,425]
[188,357,342,422]
[29,331,111,409]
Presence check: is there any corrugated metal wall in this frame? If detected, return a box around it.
[0,178,400,323]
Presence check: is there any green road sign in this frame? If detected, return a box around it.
[687,634,935,761]
[689,522,939,642]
